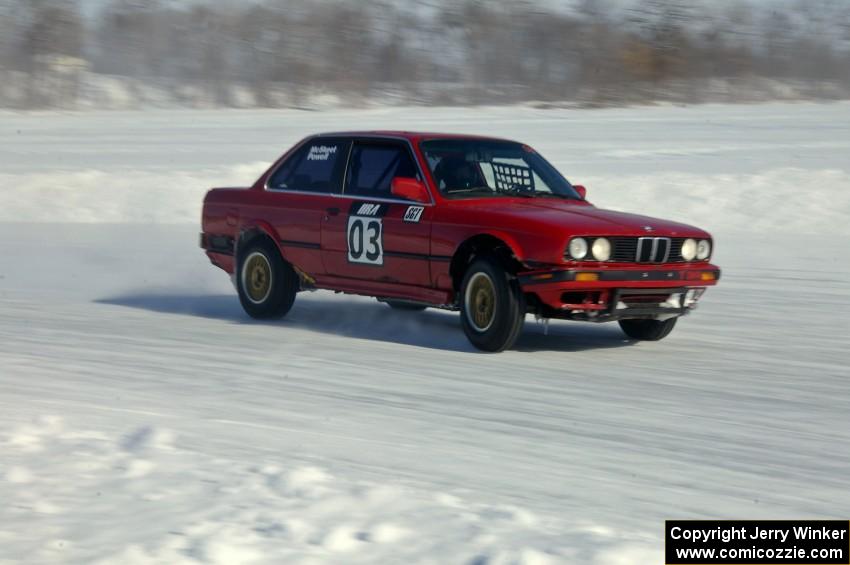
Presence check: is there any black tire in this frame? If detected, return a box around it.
[618,317,678,341]
[236,238,298,319]
[459,256,525,352]
[382,299,427,311]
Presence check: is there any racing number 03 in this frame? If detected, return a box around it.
[347,216,383,265]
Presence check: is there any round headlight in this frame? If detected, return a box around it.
[591,237,611,261]
[696,239,711,260]
[568,237,588,260]
[681,238,697,261]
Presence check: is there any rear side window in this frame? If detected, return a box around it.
[268,139,349,193]
[345,142,419,198]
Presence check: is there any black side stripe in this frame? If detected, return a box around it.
[278,241,450,262]
[381,251,452,262]
[280,239,321,249]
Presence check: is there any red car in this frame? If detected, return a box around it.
[201,132,720,351]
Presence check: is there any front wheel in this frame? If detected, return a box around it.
[236,239,298,319]
[618,317,677,341]
[460,257,525,352]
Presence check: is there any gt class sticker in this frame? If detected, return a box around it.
[403,206,424,223]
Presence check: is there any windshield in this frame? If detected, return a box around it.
[420,139,580,199]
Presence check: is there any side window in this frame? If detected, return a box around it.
[346,142,419,198]
[268,139,348,193]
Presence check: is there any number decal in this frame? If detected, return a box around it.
[365,220,382,262]
[347,216,383,265]
[348,217,364,258]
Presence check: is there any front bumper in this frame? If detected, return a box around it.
[518,264,720,321]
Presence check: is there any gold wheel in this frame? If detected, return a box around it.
[464,272,497,332]
[242,251,273,304]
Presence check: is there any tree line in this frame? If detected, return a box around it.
[1,0,848,109]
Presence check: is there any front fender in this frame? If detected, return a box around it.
[476,229,527,262]
[476,229,568,267]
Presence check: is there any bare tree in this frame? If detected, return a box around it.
[1,0,849,109]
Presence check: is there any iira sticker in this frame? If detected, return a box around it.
[356,203,382,216]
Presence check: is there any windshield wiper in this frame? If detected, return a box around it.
[454,186,493,193]
[496,187,535,198]
[446,186,496,197]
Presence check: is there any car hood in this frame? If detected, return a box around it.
[466,199,709,237]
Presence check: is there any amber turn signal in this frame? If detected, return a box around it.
[575,272,600,282]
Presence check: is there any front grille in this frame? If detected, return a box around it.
[668,238,685,262]
[610,237,687,263]
[636,237,670,263]
[610,237,638,262]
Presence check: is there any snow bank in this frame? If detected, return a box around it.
[584,167,850,237]
[0,416,658,564]
[0,162,268,225]
[2,164,847,237]
[2,102,849,235]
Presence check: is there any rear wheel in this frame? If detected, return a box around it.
[618,317,677,341]
[460,257,525,352]
[237,239,298,319]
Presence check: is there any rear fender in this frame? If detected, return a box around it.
[237,220,286,263]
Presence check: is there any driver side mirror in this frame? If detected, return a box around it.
[391,177,430,203]
[573,184,587,199]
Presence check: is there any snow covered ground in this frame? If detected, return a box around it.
[1,103,849,564]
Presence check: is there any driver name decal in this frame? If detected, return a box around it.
[307,145,337,161]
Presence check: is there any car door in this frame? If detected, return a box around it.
[320,139,434,286]
[262,137,349,277]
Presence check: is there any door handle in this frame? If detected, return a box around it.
[326,207,340,216]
